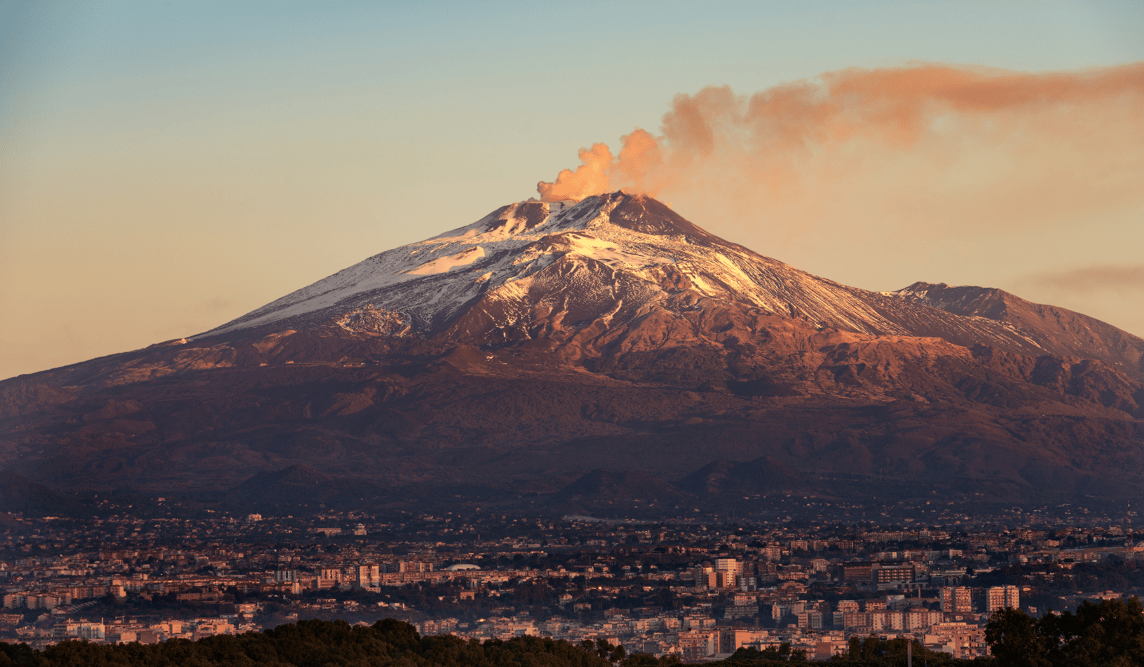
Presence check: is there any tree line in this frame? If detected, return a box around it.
[1,619,622,667]
[2,600,1143,667]
[985,597,1144,667]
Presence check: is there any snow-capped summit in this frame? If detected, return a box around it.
[205,192,739,338]
[199,192,1142,375]
[200,193,921,337]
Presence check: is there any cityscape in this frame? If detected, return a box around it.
[4,3,1143,666]
[4,503,1142,661]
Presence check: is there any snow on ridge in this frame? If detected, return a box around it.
[198,193,988,342]
[406,246,486,275]
[198,198,602,337]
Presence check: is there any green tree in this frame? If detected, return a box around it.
[986,608,1050,667]
[1055,598,1144,667]
[986,598,1144,667]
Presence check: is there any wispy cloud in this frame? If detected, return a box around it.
[1011,264,1144,337]
[1018,265,1144,296]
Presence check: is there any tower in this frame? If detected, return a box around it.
[1127,501,1135,564]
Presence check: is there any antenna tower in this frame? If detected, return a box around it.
[1128,501,1134,562]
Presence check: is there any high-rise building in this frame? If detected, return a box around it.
[986,586,1020,612]
[357,564,380,588]
[398,560,433,573]
[941,586,973,613]
[689,566,717,589]
[715,558,742,575]
[842,562,874,582]
[874,563,915,584]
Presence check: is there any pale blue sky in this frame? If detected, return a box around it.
[2,1,1142,379]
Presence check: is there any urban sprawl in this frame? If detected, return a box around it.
[3,504,1142,661]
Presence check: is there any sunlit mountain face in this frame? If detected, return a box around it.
[2,193,1142,518]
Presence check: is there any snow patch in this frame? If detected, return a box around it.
[407,246,485,275]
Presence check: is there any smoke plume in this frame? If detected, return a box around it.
[537,64,1144,221]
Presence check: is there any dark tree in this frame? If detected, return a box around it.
[986,598,1144,667]
[985,608,1050,667]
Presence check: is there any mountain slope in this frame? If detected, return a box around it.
[892,281,1144,377]
[204,195,1047,355]
[0,471,88,518]
[0,192,1141,515]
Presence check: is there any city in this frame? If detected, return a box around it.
[4,2,1142,666]
[3,503,1142,661]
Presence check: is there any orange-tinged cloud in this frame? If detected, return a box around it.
[611,129,661,195]
[536,142,614,202]
[536,63,1144,217]
[1023,264,1144,295]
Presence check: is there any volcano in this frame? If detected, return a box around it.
[2,193,1142,516]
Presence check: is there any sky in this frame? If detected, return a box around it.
[2,1,1142,381]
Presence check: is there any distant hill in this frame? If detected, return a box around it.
[676,458,815,497]
[0,471,88,517]
[549,470,695,515]
[222,465,388,513]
